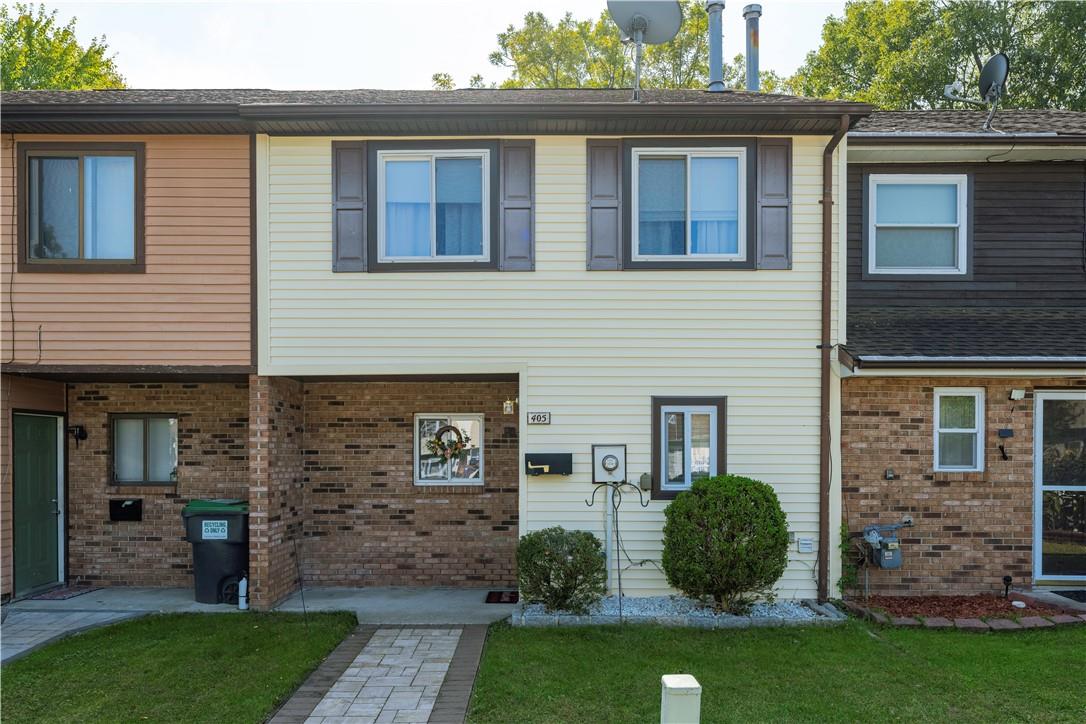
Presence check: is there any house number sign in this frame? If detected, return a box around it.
[527,412,551,425]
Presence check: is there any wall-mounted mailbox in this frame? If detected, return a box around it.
[109,498,143,522]
[524,453,573,476]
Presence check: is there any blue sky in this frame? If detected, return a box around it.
[47,0,847,89]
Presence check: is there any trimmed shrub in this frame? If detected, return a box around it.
[661,474,789,613]
[517,526,607,614]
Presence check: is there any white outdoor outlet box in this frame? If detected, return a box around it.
[592,444,627,484]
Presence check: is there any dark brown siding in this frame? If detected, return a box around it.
[847,161,1086,307]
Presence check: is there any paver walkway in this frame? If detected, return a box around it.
[272,625,488,724]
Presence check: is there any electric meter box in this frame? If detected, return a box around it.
[592,444,627,484]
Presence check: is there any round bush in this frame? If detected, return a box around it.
[661,474,789,613]
[517,526,607,614]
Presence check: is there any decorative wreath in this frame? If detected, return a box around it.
[426,424,471,462]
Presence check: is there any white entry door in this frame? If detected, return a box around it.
[1034,391,1086,581]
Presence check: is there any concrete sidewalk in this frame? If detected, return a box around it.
[275,587,515,625]
[1,587,234,663]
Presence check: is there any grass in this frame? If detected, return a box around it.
[2,611,356,724]
[469,621,1086,723]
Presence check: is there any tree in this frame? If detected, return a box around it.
[1,3,124,90]
[442,0,779,91]
[790,0,1086,110]
[431,72,454,90]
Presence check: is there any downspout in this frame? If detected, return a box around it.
[818,114,850,603]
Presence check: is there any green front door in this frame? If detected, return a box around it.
[13,413,62,596]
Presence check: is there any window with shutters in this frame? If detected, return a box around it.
[377,150,490,263]
[632,148,746,262]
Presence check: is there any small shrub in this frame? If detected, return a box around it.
[517,526,607,614]
[662,474,789,613]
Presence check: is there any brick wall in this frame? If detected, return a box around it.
[842,376,1085,595]
[66,382,249,588]
[301,381,519,587]
[248,375,305,609]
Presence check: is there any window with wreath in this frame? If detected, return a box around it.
[414,414,484,485]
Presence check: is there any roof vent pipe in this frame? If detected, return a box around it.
[743,4,761,92]
[706,1,726,92]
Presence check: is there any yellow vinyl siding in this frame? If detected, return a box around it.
[261,134,842,598]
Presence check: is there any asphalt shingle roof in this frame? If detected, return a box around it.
[846,307,1086,361]
[852,109,1086,137]
[0,87,844,106]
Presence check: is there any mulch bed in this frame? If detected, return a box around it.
[862,594,1065,619]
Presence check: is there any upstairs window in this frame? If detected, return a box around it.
[20,143,144,271]
[868,174,968,275]
[632,148,746,262]
[934,388,984,472]
[378,149,490,263]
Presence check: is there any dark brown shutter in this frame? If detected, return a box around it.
[756,138,792,270]
[499,140,534,271]
[332,141,366,272]
[587,140,623,270]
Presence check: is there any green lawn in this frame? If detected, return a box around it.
[2,612,356,724]
[470,621,1086,723]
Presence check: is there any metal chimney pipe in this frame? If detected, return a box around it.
[743,4,762,92]
[706,1,725,92]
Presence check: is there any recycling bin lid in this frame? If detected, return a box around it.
[183,498,249,515]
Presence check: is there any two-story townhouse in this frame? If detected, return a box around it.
[840,110,1086,594]
[1,93,255,602]
[2,84,872,610]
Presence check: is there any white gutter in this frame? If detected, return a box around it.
[859,356,1086,364]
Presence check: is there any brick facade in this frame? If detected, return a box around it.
[248,375,305,609]
[66,382,250,588]
[301,381,519,588]
[842,375,1086,595]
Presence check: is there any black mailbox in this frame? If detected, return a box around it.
[524,453,573,476]
[109,498,143,522]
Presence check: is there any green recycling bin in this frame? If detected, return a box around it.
[182,499,249,604]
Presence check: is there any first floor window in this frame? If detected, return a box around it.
[379,150,489,262]
[414,414,484,485]
[633,148,745,261]
[113,414,178,484]
[934,388,984,472]
[652,396,726,498]
[868,174,968,275]
[25,148,139,263]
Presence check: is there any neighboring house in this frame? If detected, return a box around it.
[0,109,255,602]
[841,110,1086,594]
[0,84,871,608]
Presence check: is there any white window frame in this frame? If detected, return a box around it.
[867,173,968,275]
[377,149,491,263]
[933,388,984,472]
[413,413,485,486]
[1032,390,1086,581]
[631,147,747,262]
[659,405,719,491]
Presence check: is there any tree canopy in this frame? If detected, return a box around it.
[432,0,781,91]
[1,3,124,90]
[790,0,1086,110]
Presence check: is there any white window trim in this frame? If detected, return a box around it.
[867,173,968,276]
[933,387,984,472]
[413,413,485,486]
[377,149,491,263]
[631,147,747,262]
[1032,390,1086,581]
[659,405,719,490]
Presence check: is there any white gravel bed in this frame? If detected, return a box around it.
[515,595,839,628]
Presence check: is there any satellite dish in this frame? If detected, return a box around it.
[942,52,1011,132]
[607,1,682,101]
[978,52,1009,103]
